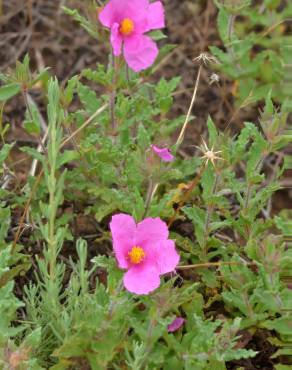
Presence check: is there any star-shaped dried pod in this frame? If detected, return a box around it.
[193,52,219,65]
[195,137,223,167]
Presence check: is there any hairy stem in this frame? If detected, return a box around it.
[139,317,157,369]
[143,179,158,218]
[243,156,265,213]
[48,120,58,279]
[203,172,220,257]
[177,261,256,270]
[110,51,116,132]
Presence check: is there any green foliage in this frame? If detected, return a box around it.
[211,0,292,108]
[0,54,49,94]
[0,2,290,369]
[63,6,99,39]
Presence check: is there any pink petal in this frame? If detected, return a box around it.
[110,214,136,269]
[123,35,158,72]
[168,317,185,332]
[99,0,149,28]
[145,2,165,32]
[123,263,160,294]
[137,217,169,252]
[99,0,116,28]
[152,145,174,162]
[156,239,180,274]
[110,23,122,56]
[124,0,149,27]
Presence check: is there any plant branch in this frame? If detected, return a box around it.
[203,172,220,257]
[176,64,202,146]
[61,104,107,148]
[168,164,205,228]
[110,51,116,132]
[176,261,257,270]
[143,180,158,218]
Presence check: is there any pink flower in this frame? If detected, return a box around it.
[151,145,174,162]
[168,317,185,332]
[99,0,165,72]
[110,214,180,295]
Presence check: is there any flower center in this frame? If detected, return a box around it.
[128,246,145,264]
[120,18,135,36]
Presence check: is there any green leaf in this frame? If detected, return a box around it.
[183,206,206,247]
[217,7,230,44]
[82,65,112,86]
[201,163,216,200]
[137,123,151,149]
[155,77,180,113]
[0,83,21,101]
[275,214,292,237]
[207,116,218,147]
[77,82,102,114]
[24,120,41,135]
[21,146,45,164]
[148,30,167,41]
[56,150,80,169]
[0,206,11,242]
[275,365,292,370]
[0,143,14,165]
[62,6,98,39]
[209,45,231,65]
[263,316,292,337]
[63,76,78,105]
[48,78,61,125]
[23,327,42,348]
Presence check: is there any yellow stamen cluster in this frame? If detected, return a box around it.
[128,246,145,264]
[120,18,135,36]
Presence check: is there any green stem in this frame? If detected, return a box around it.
[143,179,158,218]
[48,126,57,279]
[203,172,220,257]
[139,318,157,369]
[243,155,266,214]
[110,51,116,132]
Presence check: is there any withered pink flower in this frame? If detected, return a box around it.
[110,214,180,295]
[168,317,185,332]
[151,145,174,162]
